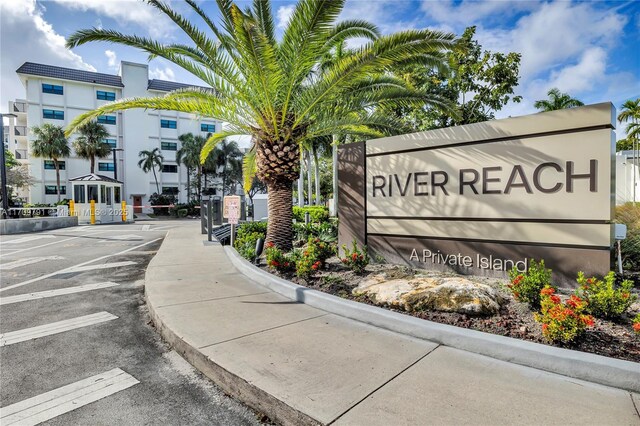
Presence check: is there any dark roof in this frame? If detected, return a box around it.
[69,173,122,184]
[147,79,210,92]
[16,62,124,88]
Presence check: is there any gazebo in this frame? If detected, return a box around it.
[69,174,127,224]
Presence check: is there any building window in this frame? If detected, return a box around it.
[161,141,177,151]
[44,160,65,170]
[200,123,216,132]
[114,187,121,203]
[88,185,99,202]
[160,119,177,129]
[98,162,115,172]
[45,185,66,195]
[162,186,179,195]
[162,164,178,173]
[102,138,117,148]
[97,115,116,125]
[43,109,64,120]
[42,84,63,95]
[74,185,85,203]
[97,90,116,101]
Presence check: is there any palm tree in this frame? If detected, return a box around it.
[177,132,206,201]
[31,124,70,202]
[65,0,455,249]
[534,88,584,112]
[618,98,640,143]
[211,140,242,196]
[138,148,164,194]
[73,121,111,174]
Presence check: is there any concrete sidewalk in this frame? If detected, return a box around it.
[145,225,640,426]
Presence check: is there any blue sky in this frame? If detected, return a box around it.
[1,0,638,136]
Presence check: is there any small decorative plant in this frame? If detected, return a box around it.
[340,240,369,274]
[575,271,637,319]
[535,286,594,344]
[295,237,336,279]
[264,242,295,273]
[633,314,640,335]
[508,259,553,308]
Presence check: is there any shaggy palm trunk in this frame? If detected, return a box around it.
[265,181,293,249]
[313,147,320,206]
[54,160,61,203]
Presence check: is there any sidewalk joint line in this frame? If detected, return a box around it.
[157,292,270,308]
[197,313,329,350]
[631,392,640,420]
[327,344,441,426]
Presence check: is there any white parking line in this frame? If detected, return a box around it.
[66,261,136,273]
[142,225,150,231]
[2,235,56,245]
[0,238,161,293]
[0,368,139,426]
[0,256,65,271]
[0,282,119,306]
[0,312,118,347]
[0,237,80,259]
[98,235,143,242]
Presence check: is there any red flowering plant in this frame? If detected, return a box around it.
[508,259,553,308]
[633,314,640,335]
[264,242,295,274]
[340,240,369,274]
[534,286,595,343]
[575,271,636,319]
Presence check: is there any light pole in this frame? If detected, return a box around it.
[111,148,124,181]
[1,113,17,218]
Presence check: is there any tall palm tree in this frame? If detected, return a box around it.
[138,148,164,194]
[617,98,640,143]
[177,132,206,201]
[65,0,455,249]
[31,124,70,202]
[211,139,242,196]
[534,88,584,112]
[73,121,111,174]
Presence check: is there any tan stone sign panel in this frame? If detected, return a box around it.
[337,103,616,286]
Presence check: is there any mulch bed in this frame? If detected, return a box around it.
[259,259,640,364]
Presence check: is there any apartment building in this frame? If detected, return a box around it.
[6,61,221,210]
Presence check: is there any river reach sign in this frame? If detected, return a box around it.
[337,103,615,286]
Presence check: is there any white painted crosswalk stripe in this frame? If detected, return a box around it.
[65,261,136,273]
[0,312,118,346]
[0,368,139,425]
[98,234,143,242]
[0,256,65,271]
[3,235,56,245]
[0,282,119,306]
[142,225,150,231]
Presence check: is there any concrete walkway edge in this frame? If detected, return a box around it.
[224,246,640,393]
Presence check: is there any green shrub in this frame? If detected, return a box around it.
[149,193,176,215]
[576,271,637,319]
[295,237,336,279]
[234,221,268,260]
[615,203,640,270]
[340,240,369,274]
[265,242,295,273]
[535,286,594,343]
[293,206,329,223]
[508,259,553,308]
[177,209,188,218]
[293,221,337,243]
[170,201,199,217]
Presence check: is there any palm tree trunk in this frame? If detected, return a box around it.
[152,167,160,194]
[197,165,202,200]
[186,168,191,202]
[332,135,338,216]
[266,180,293,251]
[54,159,61,203]
[313,146,320,205]
[90,156,95,174]
[297,153,304,207]
[306,150,312,206]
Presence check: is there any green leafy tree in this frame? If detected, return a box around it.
[211,140,242,196]
[73,121,111,174]
[392,26,522,130]
[31,123,70,202]
[1,149,34,206]
[138,148,164,194]
[65,0,455,249]
[177,132,207,201]
[616,98,640,152]
[534,88,584,112]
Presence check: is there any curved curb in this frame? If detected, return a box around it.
[225,247,640,393]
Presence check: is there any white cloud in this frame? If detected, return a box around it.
[50,0,173,38]
[276,5,295,29]
[105,49,118,70]
[420,0,537,28]
[149,66,176,81]
[541,48,607,94]
[0,0,96,108]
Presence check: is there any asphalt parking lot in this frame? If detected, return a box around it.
[0,221,262,425]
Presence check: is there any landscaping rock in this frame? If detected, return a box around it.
[353,275,504,315]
